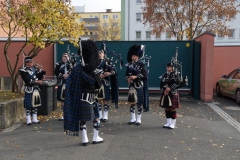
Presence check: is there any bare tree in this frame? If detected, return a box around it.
[142,0,240,40]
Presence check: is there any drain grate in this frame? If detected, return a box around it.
[207,102,240,132]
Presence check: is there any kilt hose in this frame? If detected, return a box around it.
[160,93,180,109]
[79,100,95,121]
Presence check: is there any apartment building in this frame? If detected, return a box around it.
[75,7,121,40]
[121,0,240,45]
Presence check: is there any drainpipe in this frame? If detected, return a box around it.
[128,0,130,41]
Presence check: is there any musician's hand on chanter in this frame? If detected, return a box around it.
[36,80,42,85]
[104,72,111,77]
[63,74,69,79]
[100,73,105,79]
[127,77,133,83]
[164,87,171,96]
[130,76,137,80]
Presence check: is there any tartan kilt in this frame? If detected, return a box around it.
[57,85,64,102]
[103,82,111,101]
[159,93,180,109]
[57,79,66,102]
[24,92,33,109]
[79,100,94,121]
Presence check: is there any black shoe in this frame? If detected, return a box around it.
[59,118,64,121]
[92,139,104,144]
[33,121,41,124]
[26,123,32,126]
[82,142,89,146]
[128,121,136,125]
[100,118,103,122]
[135,122,141,125]
[102,119,107,122]
[162,126,169,128]
[143,109,149,112]
[115,105,119,109]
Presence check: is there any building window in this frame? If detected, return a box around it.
[166,31,171,39]
[85,32,88,35]
[146,31,151,39]
[217,30,223,38]
[90,23,92,26]
[156,32,161,39]
[113,22,118,27]
[79,18,83,22]
[95,24,98,27]
[103,15,108,19]
[136,13,141,21]
[113,14,118,19]
[95,16,98,18]
[136,0,141,3]
[104,31,108,37]
[228,29,235,38]
[136,31,141,39]
[90,15,92,18]
[103,23,108,27]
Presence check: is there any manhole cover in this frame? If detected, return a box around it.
[224,106,240,111]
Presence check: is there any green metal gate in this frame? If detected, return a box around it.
[55,40,200,99]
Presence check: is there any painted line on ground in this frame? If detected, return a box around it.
[206,102,240,132]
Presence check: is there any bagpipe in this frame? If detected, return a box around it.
[101,41,124,70]
[67,45,79,68]
[168,47,188,88]
[138,45,151,71]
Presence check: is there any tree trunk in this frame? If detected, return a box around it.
[11,73,20,93]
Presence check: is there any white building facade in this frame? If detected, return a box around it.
[121,0,240,46]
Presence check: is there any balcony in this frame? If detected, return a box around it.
[85,26,99,31]
[83,18,99,23]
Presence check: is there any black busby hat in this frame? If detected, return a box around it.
[78,40,99,72]
[167,62,173,67]
[24,57,32,62]
[127,44,143,62]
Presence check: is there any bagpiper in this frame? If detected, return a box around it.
[159,62,180,129]
[54,53,72,121]
[97,50,118,122]
[125,44,148,125]
[64,40,104,146]
[19,57,46,125]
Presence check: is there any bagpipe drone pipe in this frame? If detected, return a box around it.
[170,47,188,88]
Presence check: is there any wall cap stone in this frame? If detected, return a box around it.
[193,31,216,40]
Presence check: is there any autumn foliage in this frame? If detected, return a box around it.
[0,0,85,92]
[142,0,240,40]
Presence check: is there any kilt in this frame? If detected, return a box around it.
[160,93,180,109]
[57,79,66,102]
[103,81,111,101]
[79,100,94,121]
[24,92,33,109]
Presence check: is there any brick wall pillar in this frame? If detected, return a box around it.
[194,32,215,102]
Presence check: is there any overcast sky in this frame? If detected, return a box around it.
[71,0,121,12]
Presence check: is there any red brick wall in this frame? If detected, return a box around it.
[0,41,54,77]
[213,46,240,90]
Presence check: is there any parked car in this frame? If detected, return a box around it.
[216,68,240,104]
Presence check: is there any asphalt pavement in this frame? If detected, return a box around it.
[0,96,240,160]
